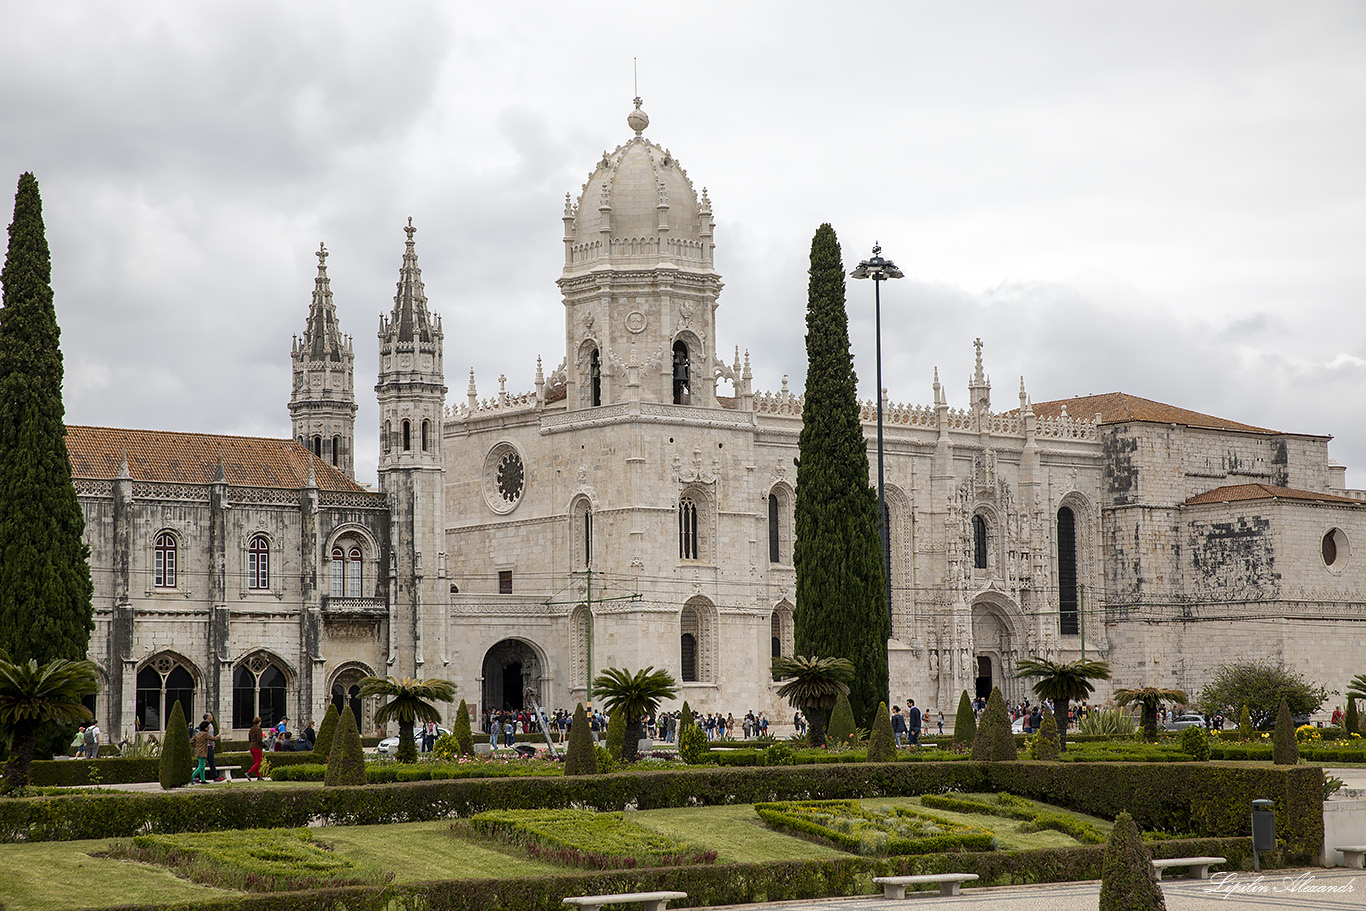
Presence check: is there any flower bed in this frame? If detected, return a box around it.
[468,808,715,868]
[754,799,995,855]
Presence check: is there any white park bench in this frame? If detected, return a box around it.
[873,873,979,898]
[1151,856,1225,880]
[563,891,687,911]
[1336,845,1366,869]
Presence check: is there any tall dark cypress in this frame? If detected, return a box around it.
[793,223,888,726]
[0,173,93,662]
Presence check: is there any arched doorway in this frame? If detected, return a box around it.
[972,596,1021,703]
[329,664,373,735]
[975,656,992,701]
[482,639,543,712]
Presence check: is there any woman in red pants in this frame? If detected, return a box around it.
[246,716,265,780]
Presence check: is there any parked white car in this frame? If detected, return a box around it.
[377,726,450,754]
[1162,714,1206,731]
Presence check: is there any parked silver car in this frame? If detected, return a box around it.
[377,726,450,754]
[1162,713,1205,731]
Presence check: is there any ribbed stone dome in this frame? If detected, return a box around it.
[563,103,713,272]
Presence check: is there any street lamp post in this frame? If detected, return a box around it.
[850,243,903,624]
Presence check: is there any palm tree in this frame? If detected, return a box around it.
[771,655,855,748]
[591,666,679,762]
[1014,656,1111,750]
[0,653,98,792]
[357,675,456,763]
[1347,674,1366,709]
[1113,686,1188,741]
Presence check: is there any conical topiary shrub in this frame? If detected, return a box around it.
[970,687,1018,761]
[866,701,896,762]
[563,703,597,776]
[313,704,340,761]
[1272,698,1298,766]
[606,709,626,760]
[1034,705,1060,761]
[325,700,367,786]
[826,693,857,749]
[1099,810,1166,911]
[953,690,976,750]
[680,701,694,733]
[1238,704,1253,740]
[159,700,192,789]
[453,699,474,756]
[1346,698,1360,738]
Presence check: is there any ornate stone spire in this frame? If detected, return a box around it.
[301,242,348,360]
[290,240,357,479]
[389,218,436,343]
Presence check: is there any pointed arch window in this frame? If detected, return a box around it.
[771,612,782,661]
[768,494,781,563]
[1057,506,1079,635]
[590,348,602,407]
[672,340,691,404]
[680,607,699,682]
[972,515,988,570]
[679,496,699,560]
[232,657,288,728]
[154,532,177,588]
[136,657,195,732]
[247,535,270,590]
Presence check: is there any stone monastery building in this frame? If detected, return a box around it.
[73,101,1366,737]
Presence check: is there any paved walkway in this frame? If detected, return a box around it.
[707,868,1366,910]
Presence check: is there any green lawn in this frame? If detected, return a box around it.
[0,839,234,911]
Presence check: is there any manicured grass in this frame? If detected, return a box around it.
[318,821,566,882]
[0,839,234,911]
[630,804,847,863]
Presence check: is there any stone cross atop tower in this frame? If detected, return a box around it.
[289,241,357,478]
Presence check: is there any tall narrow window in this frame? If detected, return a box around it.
[680,606,699,682]
[154,533,177,587]
[313,435,323,458]
[768,493,780,563]
[383,421,392,453]
[421,420,430,452]
[771,612,782,660]
[1057,506,1079,635]
[402,420,411,452]
[672,340,691,404]
[347,547,362,596]
[331,546,344,596]
[247,535,269,590]
[679,496,699,560]
[584,510,592,568]
[331,435,341,466]
[972,515,988,569]
[498,570,513,594]
[590,348,602,407]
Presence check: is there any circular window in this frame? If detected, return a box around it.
[1322,528,1349,573]
[483,442,526,515]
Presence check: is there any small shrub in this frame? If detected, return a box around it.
[953,690,976,750]
[1179,726,1210,762]
[969,688,1017,762]
[866,703,896,762]
[826,695,857,749]
[313,704,340,761]
[606,711,626,762]
[1099,810,1166,910]
[159,701,192,790]
[678,720,707,765]
[1272,699,1299,766]
[453,699,475,757]
[563,704,596,776]
[1034,707,1060,762]
[594,745,617,774]
[763,741,796,766]
[324,700,366,786]
[1238,704,1253,740]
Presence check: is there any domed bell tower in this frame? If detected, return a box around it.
[557,98,723,409]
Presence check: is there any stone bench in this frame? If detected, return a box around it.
[873,874,979,898]
[562,890,687,911]
[1151,856,1225,880]
[1337,845,1366,869]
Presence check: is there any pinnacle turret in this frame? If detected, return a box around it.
[386,217,440,344]
[290,241,357,479]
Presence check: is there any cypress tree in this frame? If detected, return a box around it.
[159,700,192,790]
[1098,811,1166,911]
[563,703,596,776]
[793,224,889,727]
[605,709,626,760]
[0,173,93,663]
[679,701,694,733]
[1238,704,1253,740]
[324,700,366,786]
[1345,698,1360,738]
[866,701,896,762]
[313,704,339,760]
[1034,705,1060,761]
[970,687,1018,761]
[1272,698,1298,766]
[825,692,857,749]
[453,698,474,756]
[953,691,976,750]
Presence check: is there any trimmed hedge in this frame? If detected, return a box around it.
[29,758,160,787]
[0,761,1323,861]
[88,835,1280,911]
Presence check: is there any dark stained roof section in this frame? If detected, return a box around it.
[1185,483,1364,507]
[1027,392,1281,435]
[65,425,365,492]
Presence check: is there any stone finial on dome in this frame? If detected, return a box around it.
[627,96,649,136]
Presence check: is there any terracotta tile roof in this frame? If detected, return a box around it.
[1027,392,1280,435]
[1184,483,1364,507]
[64,425,365,492]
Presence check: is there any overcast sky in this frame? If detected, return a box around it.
[3,2,1364,487]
